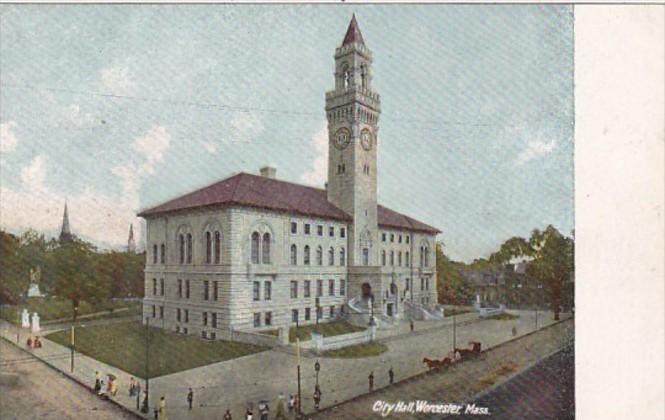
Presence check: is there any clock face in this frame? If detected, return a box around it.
[360,130,372,151]
[334,129,350,150]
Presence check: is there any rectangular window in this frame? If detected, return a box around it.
[204,280,209,301]
[152,278,157,296]
[212,312,217,328]
[292,309,299,323]
[390,251,395,266]
[316,280,323,297]
[253,281,260,301]
[178,279,183,298]
[390,233,395,242]
[177,308,181,322]
[291,222,297,234]
[421,278,424,291]
[253,313,261,328]
[176,325,180,333]
[340,279,346,296]
[186,280,190,299]
[183,327,188,335]
[290,281,298,299]
[159,306,164,319]
[341,228,346,238]
[152,305,156,318]
[305,307,311,321]
[304,280,311,298]
[382,233,386,242]
[317,225,323,236]
[265,312,272,326]
[316,306,322,320]
[399,235,403,243]
[264,281,272,301]
[328,279,335,296]
[202,331,207,339]
[184,309,189,323]
[363,248,369,266]
[160,278,164,296]
[304,223,311,234]
[329,226,335,237]
[406,235,410,244]
[398,252,402,267]
[203,311,208,326]
[213,281,218,300]
[210,332,216,340]
[329,306,335,318]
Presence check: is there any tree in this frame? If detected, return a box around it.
[525,226,574,320]
[436,243,472,304]
[51,238,106,321]
[0,231,28,304]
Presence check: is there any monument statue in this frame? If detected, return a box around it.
[31,312,41,333]
[21,308,30,328]
[27,267,43,298]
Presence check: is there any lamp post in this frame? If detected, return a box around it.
[70,325,75,373]
[296,338,302,417]
[141,317,150,413]
[314,360,320,387]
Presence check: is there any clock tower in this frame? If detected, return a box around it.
[326,15,381,266]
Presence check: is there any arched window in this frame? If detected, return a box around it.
[360,64,367,88]
[153,244,157,264]
[179,234,185,264]
[328,247,334,266]
[398,251,402,267]
[424,247,430,267]
[390,251,395,266]
[251,232,260,264]
[419,246,424,267]
[304,245,311,265]
[340,247,346,266]
[160,244,165,264]
[205,231,212,264]
[186,233,193,264]
[214,231,221,264]
[316,246,323,266]
[381,250,386,266]
[290,244,297,265]
[262,233,271,264]
[405,251,410,267]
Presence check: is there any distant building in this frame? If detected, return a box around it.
[59,202,74,243]
[127,224,136,253]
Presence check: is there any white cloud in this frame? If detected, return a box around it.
[300,121,329,187]
[203,142,218,154]
[1,127,172,249]
[229,112,264,141]
[0,121,18,153]
[515,139,556,166]
[99,66,134,96]
[20,155,47,192]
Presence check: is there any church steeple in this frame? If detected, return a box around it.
[59,202,73,242]
[127,224,136,253]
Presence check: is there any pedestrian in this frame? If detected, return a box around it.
[410,319,414,332]
[129,377,135,397]
[223,408,232,420]
[293,395,300,415]
[388,367,394,385]
[158,396,166,420]
[187,388,193,410]
[368,371,374,392]
[287,395,295,413]
[512,325,517,337]
[258,400,269,420]
[245,406,253,420]
[313,385,322,411]
[94,371,101,393]
[275,393,286,419]
[153,408,158,420]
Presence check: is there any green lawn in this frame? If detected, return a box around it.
[289,321,366,343]
[486,312,520,320]
[45,321,268,378]
[321,342,388,358]
[1,297,140,324]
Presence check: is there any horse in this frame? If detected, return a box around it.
[423,357,453,371]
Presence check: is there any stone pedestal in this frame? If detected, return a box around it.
[278,326,290,346]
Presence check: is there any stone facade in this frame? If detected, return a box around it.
[140,17,439,338]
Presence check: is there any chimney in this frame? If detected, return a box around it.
[260,166,276,179]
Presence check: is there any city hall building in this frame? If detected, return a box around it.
[139,16,440,338]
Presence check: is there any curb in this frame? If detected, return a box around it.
[0,335,145,419]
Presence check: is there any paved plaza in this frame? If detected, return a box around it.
[0,310,570,419]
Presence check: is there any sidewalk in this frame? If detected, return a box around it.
[0,320,146,419]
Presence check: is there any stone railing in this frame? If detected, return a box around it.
[220,328,281,348]
[478,304,506,318]
[311,327,375,354]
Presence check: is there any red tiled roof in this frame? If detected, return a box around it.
[342,14,365,46]
[138,172,440,234]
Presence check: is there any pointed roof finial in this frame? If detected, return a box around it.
[342,14,365,46]
[59,201,73,242]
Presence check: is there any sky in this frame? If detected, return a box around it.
[0,5,574,262]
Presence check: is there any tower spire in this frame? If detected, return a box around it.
[342,14,365,46]
[127,223,136,253]
[59,201,73,242]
